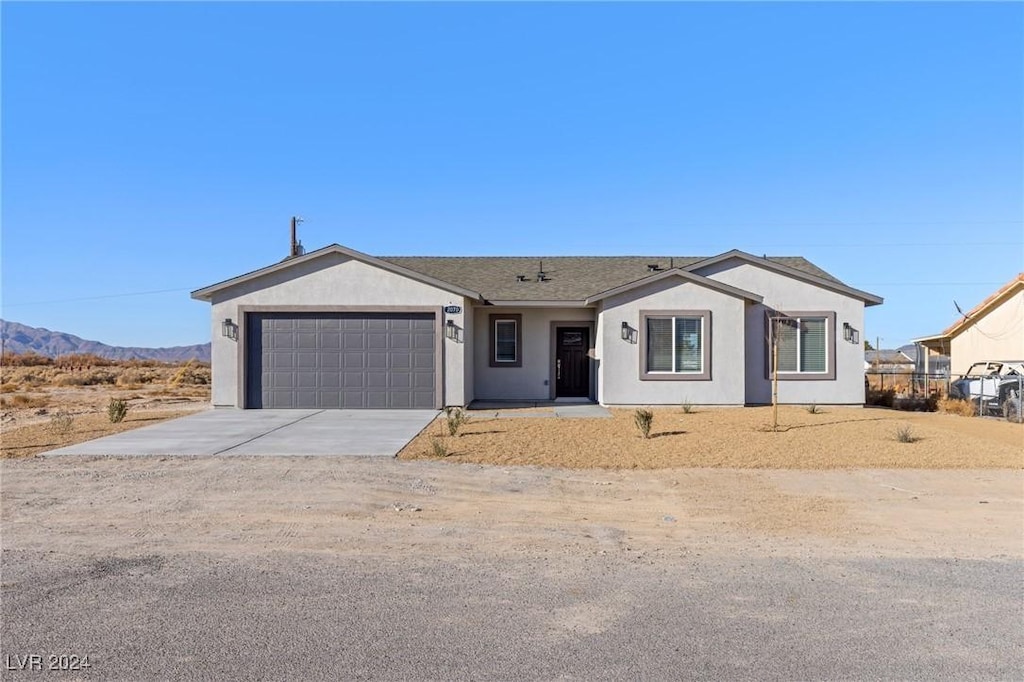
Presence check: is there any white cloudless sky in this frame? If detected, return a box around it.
[2,2,1021,348]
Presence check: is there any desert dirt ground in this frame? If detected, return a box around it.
[2,456,1021,563]
[1,360,210,458]
[400,405,1024,469]
[3,456,1021,680]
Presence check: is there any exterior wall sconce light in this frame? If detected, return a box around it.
[843,322,859,344]
[222,318,237,340]
[445,319,460,341]
[621,321,636,343]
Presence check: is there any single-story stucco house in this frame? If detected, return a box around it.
[191,245,883,409]
[914,273,1024,376]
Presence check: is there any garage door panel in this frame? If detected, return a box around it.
[247,312,436,409]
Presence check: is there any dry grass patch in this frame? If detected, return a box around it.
[398,406,1023,469]
[938,397,977,417]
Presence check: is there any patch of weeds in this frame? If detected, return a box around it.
[634,408,654,439]
[893,424,917,443]
[107,397,130,423]
[0,382,19,394]
[938,397,976,417]
[443,406,467,436]
[429,437,449,458]
[48,410,75,438]
[680,398,695,414]
[805,403,821,414]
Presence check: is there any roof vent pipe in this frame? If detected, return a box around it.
[516,275,528,282]
[647,264,661,272]
[537,260,548,282]
[289,216,305,258]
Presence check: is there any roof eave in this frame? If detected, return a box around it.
[190,243,485,302]
[685,249,884,306]
[482,300,592,308]
[584,268,763,305]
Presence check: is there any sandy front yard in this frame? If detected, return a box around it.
[398,405,1023,469]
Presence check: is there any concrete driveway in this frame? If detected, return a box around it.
[42,409,438,457]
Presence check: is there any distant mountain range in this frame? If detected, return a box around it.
[0,320,210,363]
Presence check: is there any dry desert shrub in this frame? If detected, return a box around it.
[53,353,115,369]
[0,382,19,393]
[168,364,211,386]
[53,370,117,387]
[117,367,162,386]
[0,351,52,367]
[7,393,50,409]
[107,397,130,423]
[48,410,75,437]
[634,408,654,438]
[938,397,976,417]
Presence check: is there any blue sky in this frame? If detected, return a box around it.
[3,2,1022,349]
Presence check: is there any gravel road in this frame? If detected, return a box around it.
[2,457,1021,680]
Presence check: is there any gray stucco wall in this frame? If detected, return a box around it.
[207,252,471,408]
[472,306,597,401]
[597,278,748,405]
[694,259,868,405]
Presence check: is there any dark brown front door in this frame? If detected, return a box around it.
[555,327,590,398]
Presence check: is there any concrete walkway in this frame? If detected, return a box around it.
[467,401,612,419]
[42,409,439,457]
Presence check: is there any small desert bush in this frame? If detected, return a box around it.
[0,382,19,393]
[443,406,467,436]
[680,398,695,414]
[634,408,654,439]
[117,367,161,386]
[168,364,211,386]
[48,410,75,437]
[893,424,917,443]
[429,437,449,458]
[9,393,49,409]
[938,397,976,417]
[805,403,821,414]
[107,398,130,423]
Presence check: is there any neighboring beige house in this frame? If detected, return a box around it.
[914,274,1024,376]
[192,244,883,409]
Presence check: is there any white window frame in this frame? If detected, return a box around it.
[489,314,522,367]
[767,311,836,381]
[639,309,712,382]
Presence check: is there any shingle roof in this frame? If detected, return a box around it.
[380,255,842,302]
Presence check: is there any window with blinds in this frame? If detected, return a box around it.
[489,314,522,367]
[494,320,517,363]
[774,316,827,373]
[646,316,703,373]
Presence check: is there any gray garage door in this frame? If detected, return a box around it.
[246,312,436,409]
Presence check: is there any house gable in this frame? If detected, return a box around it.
[686,250,883,306]
[192,243,483,303]
[584,268,762,305]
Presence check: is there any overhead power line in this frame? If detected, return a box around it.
[2,287,194,307]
